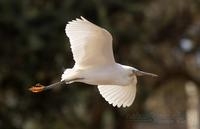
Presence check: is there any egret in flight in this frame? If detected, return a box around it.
[30,17,157,108]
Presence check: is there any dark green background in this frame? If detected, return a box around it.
[0,0,200,129]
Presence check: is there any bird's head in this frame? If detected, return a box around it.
[122,65,157,77]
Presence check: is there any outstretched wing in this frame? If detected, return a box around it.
[65,17,115,69]
[98,77,137,108]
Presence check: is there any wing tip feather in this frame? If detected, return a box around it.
[98,84,137,108]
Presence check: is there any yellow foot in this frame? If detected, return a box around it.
[29,83,45,93]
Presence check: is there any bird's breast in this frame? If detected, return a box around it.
[79,65,132,86]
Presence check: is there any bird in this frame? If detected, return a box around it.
[29,16,157,108]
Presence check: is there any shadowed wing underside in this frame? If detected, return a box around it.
[98,77,137,108]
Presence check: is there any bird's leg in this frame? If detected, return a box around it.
[29,78,84,93]
[29,81,65,93]
[133,70,158,77]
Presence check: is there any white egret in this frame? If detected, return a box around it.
[30,17,157,108]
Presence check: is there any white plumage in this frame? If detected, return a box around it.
[61,16,157,108]
[98,76,137,107]
[65,17,115,69]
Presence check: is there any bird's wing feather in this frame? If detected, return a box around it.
[97,78,137,108]
[65,17,115,69]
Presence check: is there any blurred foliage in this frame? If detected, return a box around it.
[0,0,200,129]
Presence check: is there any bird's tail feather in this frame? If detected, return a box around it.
[61,68,74,81]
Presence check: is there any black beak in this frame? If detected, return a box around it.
[133,70,158,77]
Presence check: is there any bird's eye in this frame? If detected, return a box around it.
[129,73,133,77]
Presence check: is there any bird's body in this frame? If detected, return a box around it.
[61,63,138,107]
[30,16,157,108]
[62,63,134,86]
